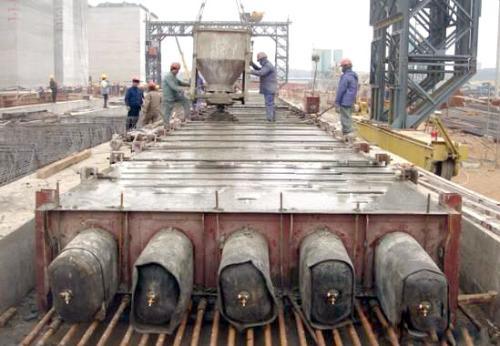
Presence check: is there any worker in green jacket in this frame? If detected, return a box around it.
[163,62,191,128]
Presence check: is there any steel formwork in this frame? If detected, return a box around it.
[369,0,481,128]
[145,20,290,85]
[35,98,462,329]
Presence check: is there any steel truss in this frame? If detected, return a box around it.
[370,0,481,128]
[145,20,290,85]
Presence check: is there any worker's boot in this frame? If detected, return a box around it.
[343,133,356,144]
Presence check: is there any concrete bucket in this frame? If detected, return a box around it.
[192,28,251,105]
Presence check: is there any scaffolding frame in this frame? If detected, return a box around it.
[370,0,481,128]
[145,20,290,85]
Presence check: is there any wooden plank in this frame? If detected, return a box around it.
[37,149,92,179]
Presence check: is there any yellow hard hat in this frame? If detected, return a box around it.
[101,74,107,79]
[49,75,54,79]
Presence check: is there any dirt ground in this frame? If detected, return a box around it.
[450,131,500,201]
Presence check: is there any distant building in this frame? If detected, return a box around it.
[312,49,332,77]
[88,3,158,84]
[0,1,53,89]
[54,0,89,86]
[0,0,88,89]
[333,49,343,66]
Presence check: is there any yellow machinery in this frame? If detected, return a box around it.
[355,116,467,180]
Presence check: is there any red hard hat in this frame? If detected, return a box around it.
[339,58,352,67]
[257,52,268,60]
[170,62,181,70]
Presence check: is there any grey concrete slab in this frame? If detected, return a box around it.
[0,220,34,313]
[460,218,500,324]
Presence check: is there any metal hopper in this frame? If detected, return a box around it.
[191,27,251,106]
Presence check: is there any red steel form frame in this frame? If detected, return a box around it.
[35,189,462,322]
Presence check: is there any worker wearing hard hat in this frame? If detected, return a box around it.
[163,62,191,129]
[49,75,58,103]
[137,81,163,128]
[100,74,111,108]
[335,58,358,139]
[250,52,277,122]
[124,77,144,130]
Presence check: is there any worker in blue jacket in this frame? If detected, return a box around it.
[251,52,277,122]
[335,58,358,137]
[124,77,144,130]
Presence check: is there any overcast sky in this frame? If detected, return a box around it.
[89,0,500,72]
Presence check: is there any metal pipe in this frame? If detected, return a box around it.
[277,305,288,346]
[138,334,150,346]
[20,307,55,346]
[97,295,130,346]
[355,301,379,346]
[156,334,167,346]
[446,328,457,346]
[315,329,326,346]
[0,307,17,327]
[458,291,498,305]
[227,326,236,346]
[347,323,362,346]
[372,304,399,346]
[288,295,317,344]
[36,317,63,346]
[429,329,439,343]
[264,324,273,346]
[119,325,134,346]
[58,324,79,346]
[173,304,191,346]
[459,304,482,330]
[461,328,474,346]
[292,309,308,346]
[246,328,255,346]
[190,299,207,346]
[76,320,99,346]
[332,329,343,346]
[209,309,220,346]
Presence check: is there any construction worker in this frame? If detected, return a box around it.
[137,81,163,128]
[49,76,58,103]
[250,52,277,122]
[100,74,111,108]
[193,74,206,115]
[335,58,358,139]
[163,62,191,128]
[124,77,144,130]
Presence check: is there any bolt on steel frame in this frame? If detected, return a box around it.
[145,20,290,85]
[369,0,481,128]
